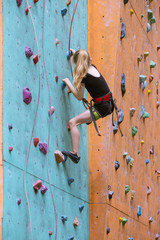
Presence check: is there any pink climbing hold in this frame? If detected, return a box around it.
[17,198,21,205]
[33,180,42,193]
[73,216,79,227]
[33,54,40,64]
[41,185,48,194]
[55,75,58,82]
[39,142,48,155]
[49,231,52,236]
[23,87,32,104]
[16,0,22,7]
[55,38,59,45]
[9,146,13,152]
[48,106,55,117]
[25,5,31,15]
[33,137,39,147]
[25,46,33,58]
[8,123,13,130]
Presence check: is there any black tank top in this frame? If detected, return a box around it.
[81,64,110,99]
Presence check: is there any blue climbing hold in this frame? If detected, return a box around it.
[121,73,126,96]
[140,105,145,119]
[142,80,147,91]
[109,190,114,200]
[61,215,68,222]
[67,50,73,60]
[137,205,141,216]
[61,81,66,90]
[118,108,124,124]
[146,159,149,165]
[68,237,74,240]
[113,121,118,134]
[79,205,84,212]
[106,227,110,234]
[67,177,74,185]
[120,22,126,39]
[128,238,133,240]
[61,8,67,16]
[126,155,131,164]
[115,160,120,170]
[147,23,151,32]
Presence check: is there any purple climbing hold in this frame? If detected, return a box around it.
[25,46,33,58]
[16,0,22,7]
[23,87,32,104]
[39,142,48,155]
[41,185,48,194]
[8,123,13,130]
[17,198,21,205]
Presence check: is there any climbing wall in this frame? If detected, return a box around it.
[88,0,160,239]
[3,1,89,239]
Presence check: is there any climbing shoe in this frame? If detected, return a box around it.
[62,151,80,164]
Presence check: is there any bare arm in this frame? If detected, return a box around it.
[62,78,85,101]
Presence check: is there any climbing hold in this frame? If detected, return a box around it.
[9,146,13,152]
[149,145,154,155]
[155,169,160,177]
[23,87,32,104]
[144,52,149,58]
[147,23,151,32]
[41,185,48,195]
[141,140,144,145]
[25,6,31,15]
[157,210,160,215]
[79,205,84,212]
[126,155,131,164]
[108,190,114,200]
[131,190,136,200]
[67,177,74,185]
[8,123,13,130]
[132,126,138,136]
[129,158,134,167]
[55,38,59,45]
[17,198,21,205]
[54,150,65,163]
[156,234,160,239]
[67,0,71,6]
[25,46,33,58]
[68,237,74,240]
[115,160,120,170]
[147,186,151,195]
[141,14,144,18]
[106,227,110,234]
[118,108,124,124]
[49,231,52,236]
[140,105,145,119]
[137,205,141,216]
[16,0,22,7]
[39,142,48,155]
[142,80,147,91]
[146,159,149,165]
[61,8,67,16]
[137,55,143,62]
[67,50,73,60]
[128,238,133,240]
[123,152,128,158]
[143,112,149,119]
[157,45,160,51]
[130,108,136,117]
[33,54,40,64]
[113,121,118,134]
[119,217,128,225]
[73,216,79,227]
[33,0,39,3]
[33,180,42,193]
[150,60,156,68]
[150,16,156,24]
[124,0,128,4]
[149,75,154,82]
[139,75,147,83]
[33,137,39,147]
[55,75,58,82]
[61,81,66,90]
[148,9,153,20]
[148,89,151,95]
[61,215,68,222]
[138,150,140,154]
[121,73,126,96]
[130,9,134,15]
[120,22,126,39]
[48,106,55,117]
[125,185,130,194]
[149,217,153,223]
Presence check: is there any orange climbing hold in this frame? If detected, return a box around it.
[73,216,79,227]
[25,6,31,15]
[67,0,71,6]
[48,106,55,117]
[149,75,154,82]
[157,45,160,51]
[54,150,64,163]
[33,54,40,64]
[33,180,42,193]
[33,137,39,147]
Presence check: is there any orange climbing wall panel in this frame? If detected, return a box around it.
[88,0,160,239]
[0,0,3,238]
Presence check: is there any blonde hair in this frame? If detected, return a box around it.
[73,49,91,89]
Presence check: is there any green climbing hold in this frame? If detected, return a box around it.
[148,9,153,20]
[122,217,128,225]
[125,185,130,194]
[123,152,128,158]
[143,112,149,118]
[141,14,144,18]
[150,16,156,24]
[139,75,147,83]
[138,150,140,154]
[150,60,156,68]
[147,23,151,32]
[132,126,138,136]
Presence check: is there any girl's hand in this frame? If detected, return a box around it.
[62,78,70,86]
[70,48,76,55]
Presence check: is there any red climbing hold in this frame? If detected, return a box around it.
[9,146,13,152]
[49,231,52,236]
[33,180,42,193]
[25,6,31,15]
[33,0,39,3]
[55,38,59,45]
[67,0,71,6]
[33,54,40,64]
[48,106,55,117]
[55,75,58,82]
[16,0,22,7]
[33,137,39,147]
[73,216,79,227]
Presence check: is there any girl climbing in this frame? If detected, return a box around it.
[55,49,114,164]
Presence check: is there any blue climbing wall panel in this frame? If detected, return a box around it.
[3,1,88,239]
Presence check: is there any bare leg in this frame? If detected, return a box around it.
[68,109,92,155]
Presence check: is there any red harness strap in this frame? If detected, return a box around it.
[94,92,112,103]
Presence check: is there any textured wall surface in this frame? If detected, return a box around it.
[88,0,160,239]
[3,1,88,239]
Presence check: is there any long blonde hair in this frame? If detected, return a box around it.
[73,49,91,89]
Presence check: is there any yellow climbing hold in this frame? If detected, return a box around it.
[119,217,123,222]
[131,190,136,199]
[137,55,143,62]
[130,9,134,15]
[148,89,151,95]
[144,52,149,58]
[141,140,144,144]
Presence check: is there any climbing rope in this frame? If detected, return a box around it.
[42,1,58,239]
[24,1,41,240]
